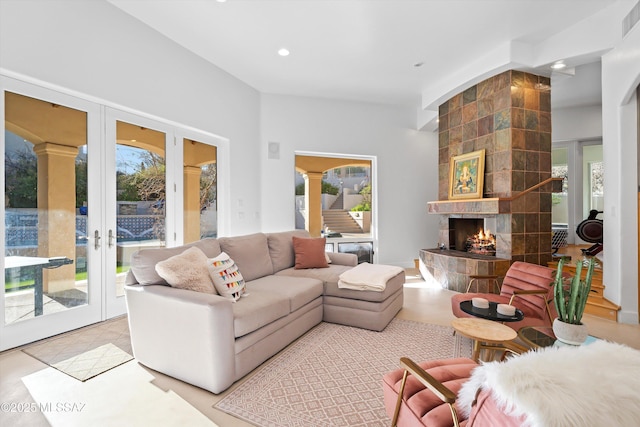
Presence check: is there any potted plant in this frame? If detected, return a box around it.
[552,257,596,345]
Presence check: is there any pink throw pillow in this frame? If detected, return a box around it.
[292,236,330,269]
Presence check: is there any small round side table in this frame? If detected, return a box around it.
[452,317,518,361]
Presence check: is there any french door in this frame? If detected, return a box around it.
[1,76,225,350]
[104,109,174,318]
[1,93,176,349]
[1,78,103,350]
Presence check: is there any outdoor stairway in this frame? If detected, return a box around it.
[322,210,362,234]
[329,192,344,210]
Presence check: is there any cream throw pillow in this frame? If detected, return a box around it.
[154,246,216,294]
[208,252,246,302]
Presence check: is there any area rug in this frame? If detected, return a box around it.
[215,319,473,426]
[22,315,133,381]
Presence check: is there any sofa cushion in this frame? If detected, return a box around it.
[293,236,329,269]
[129,238,222,285]
[231,285,291,338]
[155,246,216,294]
[218,233,274,282]
[275,264,405,303]
[276,264,351,284]
[208,252,246,302]
[247,275,323,312]
[267,230,311,272]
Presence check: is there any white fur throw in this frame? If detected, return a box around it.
[457,340,640,427]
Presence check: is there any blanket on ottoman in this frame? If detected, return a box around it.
[338,262,404,291]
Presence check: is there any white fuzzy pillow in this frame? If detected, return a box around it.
[207,252,246,302]
[155,246,217,294]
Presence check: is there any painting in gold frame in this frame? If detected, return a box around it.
[448,149,485,199]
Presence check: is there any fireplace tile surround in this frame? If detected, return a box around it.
[419,248,510,293]
[423,70,553,292]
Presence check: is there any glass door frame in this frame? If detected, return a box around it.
[1,72,231,350]
[104,111,230,316]
[104,108,177,318]
[552,139,603,245]
[1,76,103,350]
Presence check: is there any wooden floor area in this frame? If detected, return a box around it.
[554,244,600,264]
[552,244,619,321]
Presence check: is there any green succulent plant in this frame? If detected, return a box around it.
[553,257,596,325]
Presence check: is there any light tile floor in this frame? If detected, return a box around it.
[1,268,638,427]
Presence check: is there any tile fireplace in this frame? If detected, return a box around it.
[421,70,557,292]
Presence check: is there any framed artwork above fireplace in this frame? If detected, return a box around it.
[449,149,485,200]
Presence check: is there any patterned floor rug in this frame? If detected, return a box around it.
[22,316,133,381]
[215,319,473,426]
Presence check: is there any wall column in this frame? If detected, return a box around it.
[184,165,202,244]
[303,172,323,237]
[33,142,78,293]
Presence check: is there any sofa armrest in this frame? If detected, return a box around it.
[124,284,236,394]
[327,252,358,266]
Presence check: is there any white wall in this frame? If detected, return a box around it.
[260,95,439,266]
[553,105,603,142]
[0,0,262,236]
[0,0,440,267]
[602,23,640,324]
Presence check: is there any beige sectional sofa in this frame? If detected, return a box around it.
[124,230,404,394]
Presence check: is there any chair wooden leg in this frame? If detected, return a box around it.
[392,370,409,427]
[471,339,481,362]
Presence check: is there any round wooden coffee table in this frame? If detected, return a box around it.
[452,318,518,361]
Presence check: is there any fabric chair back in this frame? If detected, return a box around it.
[499,261,555,317]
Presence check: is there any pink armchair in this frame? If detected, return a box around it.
[383,340,640,427]
[450,261,557,330]
[382,357,526,427]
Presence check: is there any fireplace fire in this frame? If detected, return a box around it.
[465,228,496,256]
[448,218,497,256]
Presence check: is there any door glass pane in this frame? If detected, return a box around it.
[551,147,569,250]
[583,144,603,217]
[183,138,217,243]
[4,92,88,323]
[552,148,569,224]
[115,121,166,296]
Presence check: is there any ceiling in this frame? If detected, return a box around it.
[107,0,631,121]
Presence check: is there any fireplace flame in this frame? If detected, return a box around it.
[466,228,496,255]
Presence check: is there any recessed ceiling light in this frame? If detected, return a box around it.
[550,61,566,70]
[278,48,290,57]
[217,0,226,3]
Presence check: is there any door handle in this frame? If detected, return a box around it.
[108,229,115,248]
[94,230,101,250]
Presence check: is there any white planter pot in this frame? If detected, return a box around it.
[552,318,588,345]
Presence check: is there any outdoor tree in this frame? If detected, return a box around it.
[4,150,37,208]
[131,151,166,204]
[200,163,217,211]
[75,157,87,207]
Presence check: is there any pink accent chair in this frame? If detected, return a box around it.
[450,261,557,330]
[383,357,526,427]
